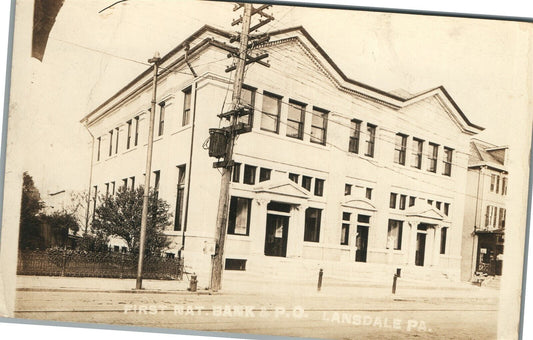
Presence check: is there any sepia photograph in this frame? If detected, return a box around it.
[1,1,533,339]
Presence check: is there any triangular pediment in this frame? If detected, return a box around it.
[406,206,444,221]
[342,198,377,212]
[253,179,311,199]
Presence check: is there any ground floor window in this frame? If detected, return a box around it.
[440,227,447,254]
[387,219,403,250]
[341,212,350,245]
[228,196,251,235]
[225,258,247,271]
[304,208,322,242]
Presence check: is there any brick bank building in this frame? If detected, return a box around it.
[81,26,484,287]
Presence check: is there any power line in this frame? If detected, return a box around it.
[236,105,509,206]
[234,87,477,162]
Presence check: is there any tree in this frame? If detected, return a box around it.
[63,190,91,234]
[91,186,172,255]
[77,230,109,252]
[19,172,45,250]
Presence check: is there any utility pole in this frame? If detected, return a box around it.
[136,51,161,290]
[209,3,274,292]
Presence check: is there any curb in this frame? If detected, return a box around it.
[16,287,215,295]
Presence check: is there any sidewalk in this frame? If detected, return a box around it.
[16,273,500,303]
[16,275,191,293]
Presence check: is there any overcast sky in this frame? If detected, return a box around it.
[11,0,532,194]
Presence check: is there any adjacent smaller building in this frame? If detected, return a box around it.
[461,139,508,281]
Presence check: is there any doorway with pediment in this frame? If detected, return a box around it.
[405,199,448,267]
[264,201,291,257]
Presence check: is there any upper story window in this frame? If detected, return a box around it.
[239,85,255,127]
[485,205,498,229]
[108,130,113,156]
[153,170,161,198]
[289,173,299,184]
[232,163,241,183]
[502,177,508,195]
[365,124,376,157]
[182,87,192,126]
[412,138,423,169]
[134,116,140,146]
[394,133,407,165]
[490,174,501,193]
[302,176,312,191]
[115,127,120,154]
[498,208,506,229]
[243,165,257,185]
[314,179,324,197]
[345,184,352,196]
[349,119,361,154]
[126,120,132,149]
[96,137,101,161]
[286,100,306,140]
[443,147,453,176]
[261,91,281,133]
[389,193,397,209]
[310,107,328,145]
[399,195,407,210]
[158,102,165,136]
[365,188,372,200]
[428,142,439,173]
[259,168,271,182]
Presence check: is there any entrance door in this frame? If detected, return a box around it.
[264,214,289,257]
[415,233,426,266]
[355,225,368,262]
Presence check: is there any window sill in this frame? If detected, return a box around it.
[252,129,329,151]
[122,146,138,155]
[346,151,378,164]
[105,154,118,162]
[392,162,454,180]
[164,230,182,236]
[385,248,405,255]
[171,125,192,136]
[227,234,251,240]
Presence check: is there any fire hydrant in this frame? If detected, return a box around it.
[189,274,198,292]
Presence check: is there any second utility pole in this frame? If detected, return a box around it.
[136,51,161,290]
[210,3,253,292]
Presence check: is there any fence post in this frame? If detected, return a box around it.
[61,250,67,277]
[317,268,323,292]
[120,252,125,279]
[392,268,401,294]
[179,258,184,280]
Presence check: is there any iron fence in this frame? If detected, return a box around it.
[17,250,183,280]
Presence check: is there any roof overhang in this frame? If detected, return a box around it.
[81,25,484,136]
